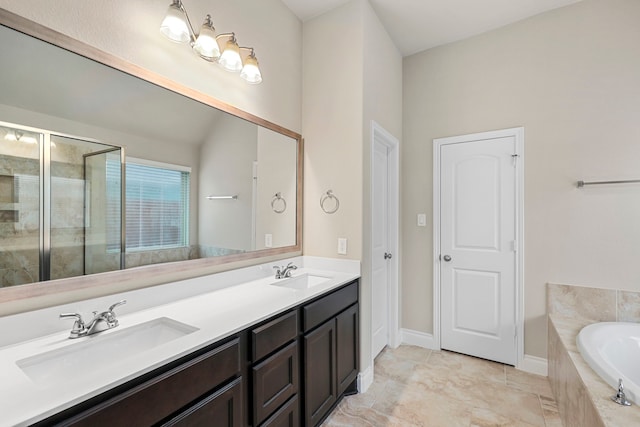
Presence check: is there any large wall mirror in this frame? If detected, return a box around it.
[0,10,302,301]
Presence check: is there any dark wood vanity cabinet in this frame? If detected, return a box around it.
[36,279,359,427]
[302,281,359,426]
[37,336,245,427]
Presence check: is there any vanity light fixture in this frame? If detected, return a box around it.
[160,0,262,84]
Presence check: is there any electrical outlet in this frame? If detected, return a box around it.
[338,238,347,255]
[417,213,427,227]
[265,234,273,248]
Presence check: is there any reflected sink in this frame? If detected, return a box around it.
[17,317,198,385]
[270,274,331,290]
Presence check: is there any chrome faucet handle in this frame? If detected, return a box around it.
[106,300,126,325]
[284,262,298,277]
[108,299,126,313]
[59,313,86,338]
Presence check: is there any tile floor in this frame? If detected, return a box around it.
[322,345,561,427]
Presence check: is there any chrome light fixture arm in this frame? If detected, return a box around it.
[174,0,197,43]
[160,1,262,83]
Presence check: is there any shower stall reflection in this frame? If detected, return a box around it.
[0,122,124,288]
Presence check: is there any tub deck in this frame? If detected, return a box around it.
[549,314,640,426]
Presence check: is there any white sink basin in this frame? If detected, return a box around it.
[270,274,331,290]
[17,317,198,385]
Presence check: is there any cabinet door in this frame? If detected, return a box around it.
[336,304,359,396]
[161,377,243,427]
[303,320,336,427]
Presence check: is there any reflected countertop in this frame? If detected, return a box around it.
[0,256,360,427]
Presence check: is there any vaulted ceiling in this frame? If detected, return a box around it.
[281,0,583,56]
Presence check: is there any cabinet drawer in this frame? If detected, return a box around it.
[253,341,299,425]
[161,377,243,427]
[303,281,358,332]
[65,338,241,427]
[259,395,299,427]
[252,310,298,361]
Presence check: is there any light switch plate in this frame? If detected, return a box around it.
[265,234,273,248]
[417,213,427,227]
[338,238,347,255]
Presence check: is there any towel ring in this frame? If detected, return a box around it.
[320,190,339,214]
[271,192,287,214]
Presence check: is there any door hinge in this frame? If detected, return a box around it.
[511,154,519,167]
[510,240,517,252]
[514,325,518,339]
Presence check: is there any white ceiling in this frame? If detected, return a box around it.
[281,0,583,56]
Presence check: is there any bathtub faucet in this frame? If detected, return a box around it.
[611,378,632,406]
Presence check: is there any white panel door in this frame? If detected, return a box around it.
[372,140,389,358]
[440,136,516,365]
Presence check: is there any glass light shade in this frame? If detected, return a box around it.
[160,3,190,43]
[240,54,262,84]
[4,130,18,141]
[21,135,38,144]
[193,17,220,60]
[218,39,243,72]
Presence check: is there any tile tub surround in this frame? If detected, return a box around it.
[547,283,640,427]
[548,315,640,426]
[322,345,559,427]
[0,256,360,426]
[547,283,640,323]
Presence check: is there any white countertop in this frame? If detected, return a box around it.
[0,256,360,427]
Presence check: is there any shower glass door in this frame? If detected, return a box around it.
[0,123,42,287]
[50,135,123,279]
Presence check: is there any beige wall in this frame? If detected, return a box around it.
[303,0,402,377]
[361,0,403,374]
[402,0,640,358]
[302,0,364,261]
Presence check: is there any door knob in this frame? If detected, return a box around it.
[384,252,392,260]
[443,255,452,262]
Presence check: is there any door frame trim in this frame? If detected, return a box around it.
[370,121,400,355]
[432,127,525,367]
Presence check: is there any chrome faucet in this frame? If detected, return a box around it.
[274,262,297,279]
[60,300,126,339]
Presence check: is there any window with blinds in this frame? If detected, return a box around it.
[124,160,190,251]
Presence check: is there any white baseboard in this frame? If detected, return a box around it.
[518,354,548,376]
[400,328,438,350]
[357,365,374,393]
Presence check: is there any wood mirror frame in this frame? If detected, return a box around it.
[0,9,303,314]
